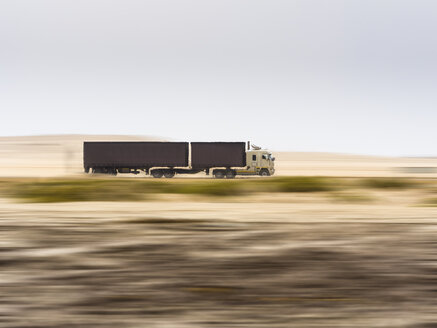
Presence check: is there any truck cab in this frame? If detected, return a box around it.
[235,149,275,176]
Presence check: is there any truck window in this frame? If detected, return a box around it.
[252,155,256,161]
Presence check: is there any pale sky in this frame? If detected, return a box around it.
[1,0,436,156]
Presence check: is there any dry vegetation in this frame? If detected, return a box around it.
[0,176,431,203]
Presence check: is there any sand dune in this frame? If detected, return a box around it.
[0,135,435,177]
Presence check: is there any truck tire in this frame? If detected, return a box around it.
[151,170,164,178]
[213,170,225,179]
[163,170,175,178]
[259,169,270,177]
[225,170,236,179]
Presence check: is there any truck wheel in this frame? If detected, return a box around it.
[214,170,225,179]
[151,170,163,178]
[225,170,236,179]
[163,170,175,178]
[259,169,270,177]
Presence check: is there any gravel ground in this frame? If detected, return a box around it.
[1,197,437,327]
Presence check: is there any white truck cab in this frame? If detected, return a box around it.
[235,148,275,176]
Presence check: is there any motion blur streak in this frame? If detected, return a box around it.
[1,196,437,327]
[1,0,437,326]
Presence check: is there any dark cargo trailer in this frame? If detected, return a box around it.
[84,142,189,171]
[191,142,246,168]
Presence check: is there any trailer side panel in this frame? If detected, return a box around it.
[191,142,246,168]
[84,142,188,168]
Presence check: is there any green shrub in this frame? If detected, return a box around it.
[10,180,142,203]
[329,192,374,203]
[6,178,247,202]
[360,178,415,190]
[422,198,437,207]
[272,177,335,193]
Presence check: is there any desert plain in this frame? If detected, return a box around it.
[0,135,437,327]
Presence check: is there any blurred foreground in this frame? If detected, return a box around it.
[1,178,437,327]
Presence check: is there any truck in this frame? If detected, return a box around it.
[83,141,275,178]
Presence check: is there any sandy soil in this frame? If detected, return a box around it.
[1,191,437,327]
[0,135,161,177]
[1,135,436,326]
[0,135,436,177]
[276,151,437,178]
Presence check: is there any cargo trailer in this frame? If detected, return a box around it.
[191,142,246,168]
[84,142,188,176]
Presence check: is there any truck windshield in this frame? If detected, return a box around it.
[263,154,273,161]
